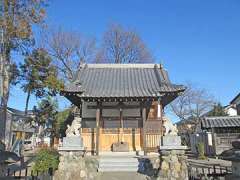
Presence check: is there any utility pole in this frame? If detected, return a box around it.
[0,1,6,146]
[0,0,4,100]
[0,28,3,99]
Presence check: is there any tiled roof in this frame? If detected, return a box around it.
[63,64,185,98]
[201,116,240,128]
[7,107,33,116]
[230,92,240,105]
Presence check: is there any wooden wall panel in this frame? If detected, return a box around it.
[81,130,96,152]
[81,128,141,152]
[81,128,161,152]
[146,133,161,148]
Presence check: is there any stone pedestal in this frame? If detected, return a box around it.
[160,135,188,150]
[157,135,188,180]
[58,137,84,155]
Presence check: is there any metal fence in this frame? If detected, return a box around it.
[2,166,53,180]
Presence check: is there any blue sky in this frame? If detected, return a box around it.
[9,0,240,119]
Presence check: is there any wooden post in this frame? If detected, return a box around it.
[158,99,164,138]
[79,101,82,117]
[120,108,124,142]
[142,106,147,155]
[157,100,162,119]
[211,127,216,155]
[96,103,101,156]
[79,103,82,134]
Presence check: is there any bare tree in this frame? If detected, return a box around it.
[96,24,153,63]
[41,27,96,81]
[170,83,215,122]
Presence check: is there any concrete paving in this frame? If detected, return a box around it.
[97,172,148,180]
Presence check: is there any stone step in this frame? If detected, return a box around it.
[99,153,139,157]
[99,157,138,163]
[99,161,138,167]
[98,155,139,172]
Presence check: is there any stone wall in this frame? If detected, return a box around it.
[54,153,98,180]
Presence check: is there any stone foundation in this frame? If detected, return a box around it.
[54,153,98,180]
[157,151,188,180]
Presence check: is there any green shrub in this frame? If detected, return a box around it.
[197,142,206,160]
[32,148,59,175]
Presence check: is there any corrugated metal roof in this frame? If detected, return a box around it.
[201,116,240,128]
[63,64,185,98]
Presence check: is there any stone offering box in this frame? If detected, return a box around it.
[112,142,129,152]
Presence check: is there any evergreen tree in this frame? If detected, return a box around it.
[55,108,72,138]
[19,48,64,114]
[33,96,58,144]
[208,103,228,117]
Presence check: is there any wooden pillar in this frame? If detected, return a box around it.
[142,106,147,156]
[96,102,101,156]
[120,108,124,142]
[79,101,83,117]
[157,101,162,119]
[157,99,164,137]
[79,102,82,134]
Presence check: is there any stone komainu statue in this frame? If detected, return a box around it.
[65,117,81,137]
[162,116,178,136]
